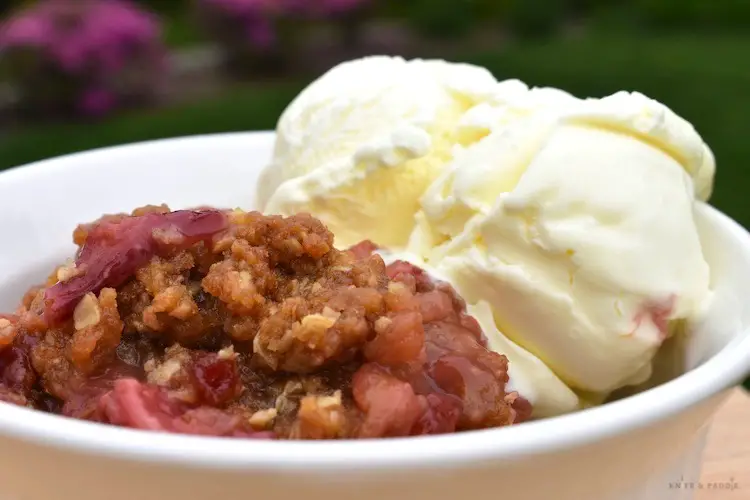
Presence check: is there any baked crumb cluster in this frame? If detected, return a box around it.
[0,205,530,439]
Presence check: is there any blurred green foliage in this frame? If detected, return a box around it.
[2,1,749,228]
[6,0,750,47]
[378,0,566,39]
[137,0,750,44]
[504,0,566,38]
[6,0,750,33]
[132,0,184,14]
[376,0,750,39]
[633,0,750,31]
[2,33,749,231]
[163,10,205,48]
[395,0,477,39]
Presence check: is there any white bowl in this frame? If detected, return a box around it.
[0,132,748,500]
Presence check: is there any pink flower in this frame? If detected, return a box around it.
[0,0,163,72]
[196,0,369,54]
[245,20,275,48]
[50,35,91,72]
[0,0,166,117]
[77,87,117,117]
[0,16,48,48]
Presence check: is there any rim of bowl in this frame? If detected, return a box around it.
[0,132,748,471]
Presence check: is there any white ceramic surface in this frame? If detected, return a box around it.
[0,132,748,500]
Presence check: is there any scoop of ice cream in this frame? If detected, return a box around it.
[409,90,715,395]
[257,56,508,249]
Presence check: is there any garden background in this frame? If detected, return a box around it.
[1,0,749,230]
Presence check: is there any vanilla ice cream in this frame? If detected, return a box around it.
[257,56,509,249]
[258,55,717,412]
[411,90,715,395]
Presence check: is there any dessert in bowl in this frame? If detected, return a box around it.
[0,57,748,500]
[2,204,529,439]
